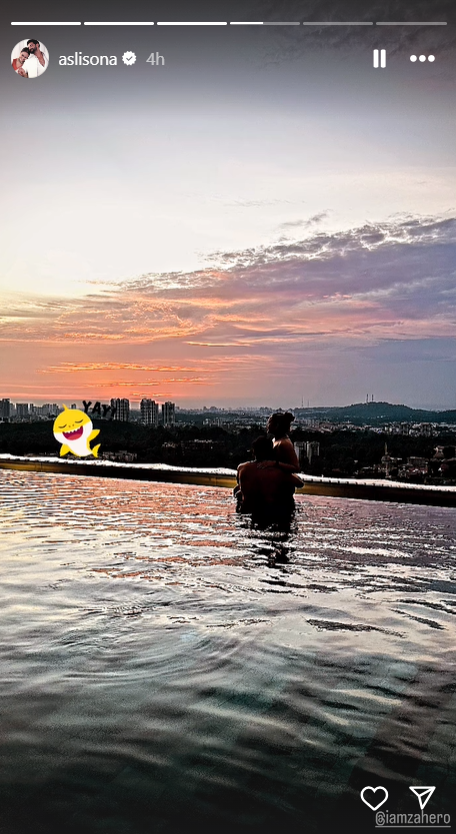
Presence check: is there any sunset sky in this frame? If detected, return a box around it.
[1,0,455,408]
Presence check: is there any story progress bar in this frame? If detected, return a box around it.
[11,20,448,26]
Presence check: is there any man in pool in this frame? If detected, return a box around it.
[235,435,303,517]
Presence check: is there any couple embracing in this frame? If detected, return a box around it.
[12,39,48,78]
[235,412,302,518]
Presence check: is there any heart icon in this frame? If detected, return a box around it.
[360,786,389,811]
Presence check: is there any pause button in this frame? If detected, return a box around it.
[373,49,386,68]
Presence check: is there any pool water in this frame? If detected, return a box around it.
[1,471,455,832]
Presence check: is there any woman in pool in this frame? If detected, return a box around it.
[12,47,30,76]
[266,411,300,473]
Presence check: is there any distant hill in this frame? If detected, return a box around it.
[294,401,456,425]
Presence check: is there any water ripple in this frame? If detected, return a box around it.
[1,471,455,832]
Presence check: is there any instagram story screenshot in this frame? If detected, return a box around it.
[1,1,455,832]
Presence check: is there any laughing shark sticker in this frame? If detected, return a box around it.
[53,405,101,458]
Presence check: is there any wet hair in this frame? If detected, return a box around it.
[267,411,295,439]
[27,39,39,46]
[252,435,274,462]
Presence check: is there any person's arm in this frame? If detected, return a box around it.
[276,459,299,473]
[275,455,300,473]
[257,456,299,473]
[234,465,242,496]
[255,458,276,470]
[290,473,304,488]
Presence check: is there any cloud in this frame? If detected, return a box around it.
[40,363,200,374]
[3,214,455,351]
[96,378,208,388]
[279,211,330,231]
[2,212,455,404]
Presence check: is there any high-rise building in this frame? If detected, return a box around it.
[16,403,29,419]
[110,398,130,422]
[0,399,11,420]
[294,440,320,466]
[141,399,159,427]
[42,403,60,417]
[306,441,320,463]
[162,401,176,427]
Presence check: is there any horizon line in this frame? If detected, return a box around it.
[2,398,456,413]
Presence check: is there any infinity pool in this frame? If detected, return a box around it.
[1,470,455,832]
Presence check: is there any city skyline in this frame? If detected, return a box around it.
[2,395,456,414]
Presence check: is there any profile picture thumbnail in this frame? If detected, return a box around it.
[11,39,49,78]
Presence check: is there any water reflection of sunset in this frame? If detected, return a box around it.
[2,468,456,831]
